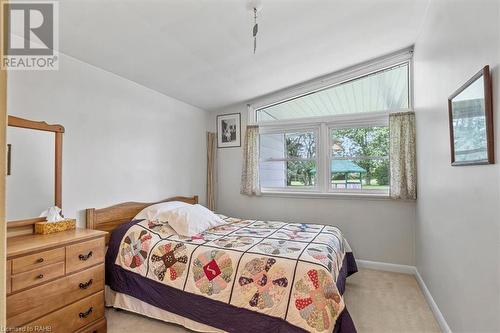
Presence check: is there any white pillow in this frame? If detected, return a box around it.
[134,201,190,221]
[164,204,225,237]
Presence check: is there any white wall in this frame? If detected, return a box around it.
[414,0,500,331]
[210,106,416,265]
[7,52,208,227]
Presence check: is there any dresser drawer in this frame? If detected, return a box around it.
[7,264,104,327]
[12,247,65,274]
[76,317,107,333]
[11,262,65,292]
[23,291,105,333]
[66,237,105,274]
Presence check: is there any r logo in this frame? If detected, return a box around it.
[4,2,54,55]
[1,1,58,70]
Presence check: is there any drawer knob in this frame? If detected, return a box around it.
[79,279,93,290]
[78,251,93,261]
[37,258,44,263]
[79,307,93,319]
[37,274,44,279]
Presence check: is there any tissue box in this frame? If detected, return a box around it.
[35,219,76,235]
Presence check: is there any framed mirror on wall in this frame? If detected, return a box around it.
[6,116,64,235]
[448,65,494,166]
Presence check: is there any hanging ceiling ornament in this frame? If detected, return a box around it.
[253,8,258,53]
[247,0,262,54]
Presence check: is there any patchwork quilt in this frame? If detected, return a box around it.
[116,215,351,333]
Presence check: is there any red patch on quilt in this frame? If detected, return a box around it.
[203,259,221,281]
[295,297,313,310]
[308,269,320,289]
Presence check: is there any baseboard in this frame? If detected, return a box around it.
[356,259,451,333]
[356,259,417,275]
[414,270,452,333]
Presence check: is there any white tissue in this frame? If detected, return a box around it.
[40,206,65,223]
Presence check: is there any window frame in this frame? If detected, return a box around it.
[259,126,321,192]
[253,51,413,198]
[259,113,391,195]
[327,118,390,195]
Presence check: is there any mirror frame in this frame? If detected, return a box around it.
[7,116,64,230]
[448,65,494,166]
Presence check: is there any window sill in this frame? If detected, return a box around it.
[260,190,391,200]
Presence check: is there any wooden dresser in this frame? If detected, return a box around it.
[6,228,108,333]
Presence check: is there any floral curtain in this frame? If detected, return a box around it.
[240,125,260,196]
[389,112,417,200]
[206,132,217,210]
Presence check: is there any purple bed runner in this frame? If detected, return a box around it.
[106,220,358,333]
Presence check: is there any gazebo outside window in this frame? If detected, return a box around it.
[331,160,367,189]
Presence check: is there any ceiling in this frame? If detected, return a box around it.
[59,0,430,110]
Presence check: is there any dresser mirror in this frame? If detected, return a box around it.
[6,116,64,228]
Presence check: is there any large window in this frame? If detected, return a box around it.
[256,57,411,196]
[259,122,389,194]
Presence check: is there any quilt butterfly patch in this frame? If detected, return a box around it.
[192,250,234,296]
[213,236,254,249]
[119,229,153,270]
[238,257,289,309]
[150,241,188,282]
[293,268,344,331]
[255,240,303,257]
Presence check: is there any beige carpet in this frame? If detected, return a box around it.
[106,268,441,333]
[344,269,441,333]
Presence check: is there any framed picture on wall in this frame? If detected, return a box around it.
[448,65,494,166]
[217,113,241,148]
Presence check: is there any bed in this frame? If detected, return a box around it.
[86,196,358,333]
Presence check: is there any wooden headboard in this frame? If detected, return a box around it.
[86,195,198,244]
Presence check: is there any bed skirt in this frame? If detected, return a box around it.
[106,286,225,332]
[106,249,358,333]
